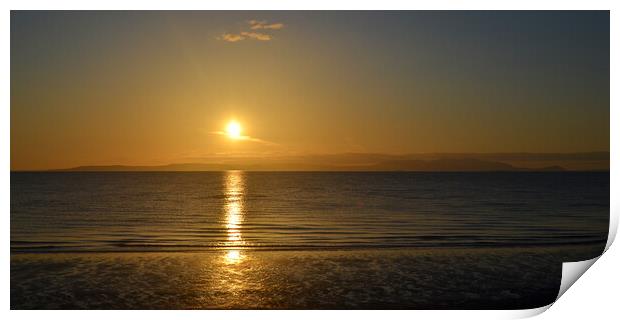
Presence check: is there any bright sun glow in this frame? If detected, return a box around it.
[225,121,242,140]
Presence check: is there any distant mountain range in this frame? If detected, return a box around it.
[41,152,609,172]
[54,158,568,172]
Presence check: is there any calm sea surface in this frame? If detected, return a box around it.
[11,171,609,253]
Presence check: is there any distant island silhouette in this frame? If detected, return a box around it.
[56,162,565,172]
[52,158,568,172]
[40,152,609,172]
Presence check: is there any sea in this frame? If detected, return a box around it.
[10,171,609,309]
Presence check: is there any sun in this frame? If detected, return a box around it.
[225,121,242,140]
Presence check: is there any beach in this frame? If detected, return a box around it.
[11,244,603,309]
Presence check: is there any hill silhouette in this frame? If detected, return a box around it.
[54,156,569,172]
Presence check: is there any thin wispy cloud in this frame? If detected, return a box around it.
[241,31,272,41]
[210,131,279,146]
[219,33,245,42]
[219,20,284,42]
[248,20,284,30]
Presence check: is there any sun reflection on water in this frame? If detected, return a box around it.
[224,249,243,264]
[223,170,246,264]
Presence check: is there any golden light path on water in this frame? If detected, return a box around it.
[223,170,246,264]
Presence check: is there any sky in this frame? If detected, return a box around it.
[11,11,609,170]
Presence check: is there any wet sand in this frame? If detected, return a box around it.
[11,244,603,309]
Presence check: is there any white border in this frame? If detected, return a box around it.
[3,1,617,319]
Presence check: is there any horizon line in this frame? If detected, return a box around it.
[11,151,610,172]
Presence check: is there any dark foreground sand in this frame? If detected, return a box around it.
[11,244,603,309]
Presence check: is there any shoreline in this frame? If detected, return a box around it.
[11,241,605,259]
